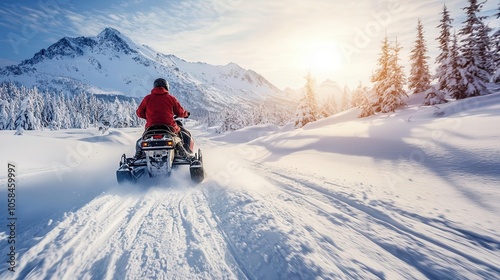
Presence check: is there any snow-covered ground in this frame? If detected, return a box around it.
[0,92,499,279]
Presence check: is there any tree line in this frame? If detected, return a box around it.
[0,83,143,134]
[0,82,294,133]
[295,0,500,128]
[2,1,497,133]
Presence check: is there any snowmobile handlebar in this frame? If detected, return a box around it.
[174,112,190,119]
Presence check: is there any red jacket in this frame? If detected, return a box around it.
[136,87,189,132]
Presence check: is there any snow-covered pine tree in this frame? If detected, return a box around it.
[320,94,338,118]
[89,94,108,128]
[111,97,125,128]
[129,98,142,127]
[122,101,134,128]
[73,93,91,129]
[491,3,500,83]
[358,89,376,118]
[371,35,392,113]
[351,82,368,108]
[0,100,9,130]
[206,111,222,128]
[294,72,318,128]
[5,102,15,130]
[41,93,55,128]
[435,4,454,92]
[457,0,490,98]
[14,95,41,131]
[422,85,448,106]
[47,97,64,130]
[492,29,500,82]
[31,87,45,128]
[380,38,407,113]
[260,102,293,126]
[219,109,244,132]
[409,19,431,94]
[252,102,265,124]
[477,22,494,76]
[294,97,315,128]
[448,32,468,100]
[251,101,289,126]
[58,95,72,129]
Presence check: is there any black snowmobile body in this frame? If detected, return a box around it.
[116,120,204,184]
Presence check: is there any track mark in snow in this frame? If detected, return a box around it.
[202,183,354,279]
[5,186,248,280]
[177,189,245,279]
[14,193,142,279]
[259,166,500,279]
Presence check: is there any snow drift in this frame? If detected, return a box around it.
[0,92,499,279]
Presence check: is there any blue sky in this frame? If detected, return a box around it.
[0,0,498,89]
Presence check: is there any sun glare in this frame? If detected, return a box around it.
[300,39,344,81]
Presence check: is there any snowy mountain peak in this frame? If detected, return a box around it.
[21,36,93,66]
[319,79,340,88]
[0,28,287,114]
[97,27,122,38]
[17,27,137,68]
[95,27,137,55]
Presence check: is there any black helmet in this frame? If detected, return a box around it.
[153,78,169,91]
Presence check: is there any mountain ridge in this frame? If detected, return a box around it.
[0,27,286,115]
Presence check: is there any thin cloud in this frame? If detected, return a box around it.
[0,0,498,89]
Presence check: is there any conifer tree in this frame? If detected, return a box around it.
[58,95,72,129]
[371,35,391,113]
[422,85,448,106]
[219,109,243,132]
[73,93,91,129]
[380,38,407,113]
[409,19,431,94]
[0,100,9,130]
[435,4,453,93]
[358,89,375,118]
[30,87,44,126]
[129,98,142,127]
[111,97,124,128]
[457,0,490,98]
[478,21,494,76]
[49,98,64,130]
[449,32,467,99]
[320,94,338,118]
[351,82,368,108]
[14,95,40,131]
[491,3,500,83]
[492,35,500,82]
[6,102,16,130]
[41,94,55,128]
[371,36,407,113]
[294,72,318,128]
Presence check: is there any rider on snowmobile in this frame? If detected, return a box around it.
[134,78,190,158]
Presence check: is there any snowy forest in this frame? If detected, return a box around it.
[0,82,294,133]
[295,0,500,127]
[0,83,143,134]
[1,1,499,133]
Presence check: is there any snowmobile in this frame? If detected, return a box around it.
[116,119,204,184]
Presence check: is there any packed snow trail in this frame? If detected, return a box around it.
[11,185,247,280]
[1,94,500,279]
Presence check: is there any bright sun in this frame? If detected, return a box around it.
[300,39,343,80]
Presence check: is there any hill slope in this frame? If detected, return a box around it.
[0,93,499,279]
